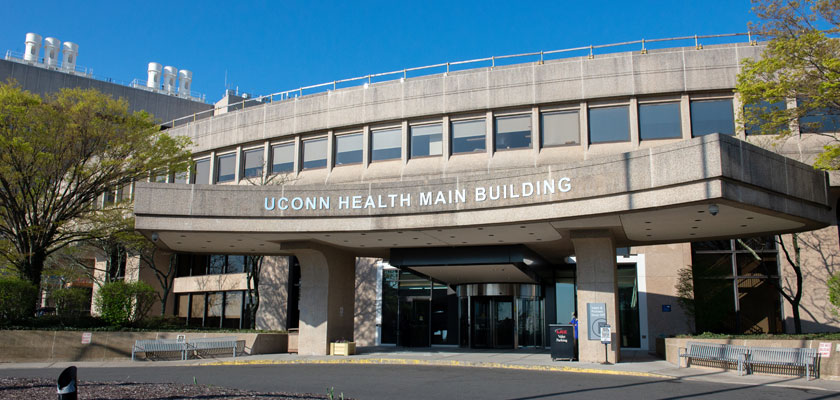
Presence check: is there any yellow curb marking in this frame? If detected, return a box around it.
[201,357,668,379]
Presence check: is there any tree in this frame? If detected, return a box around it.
[737,0,840,169]
[0,83,191,288]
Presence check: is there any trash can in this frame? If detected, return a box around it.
[57,366,77,400]
[549,324,574,361]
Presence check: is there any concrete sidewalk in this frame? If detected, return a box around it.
[2,347,838,393]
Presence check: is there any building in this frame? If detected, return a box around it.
[6,33,839,364]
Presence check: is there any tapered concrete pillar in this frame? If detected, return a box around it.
[282,242,356,355]
[571,230,620,363]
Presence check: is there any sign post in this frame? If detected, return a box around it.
[600,324,611,365]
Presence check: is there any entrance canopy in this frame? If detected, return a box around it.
[134,134,831,263]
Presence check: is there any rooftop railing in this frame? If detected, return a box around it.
[161,32,760,128]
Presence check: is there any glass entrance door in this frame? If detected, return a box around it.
[471,296,514,348]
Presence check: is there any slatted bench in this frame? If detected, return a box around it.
[745,347,818,380]
[186,337,240,360]
[132,339,187,361]
[678,342,748,375]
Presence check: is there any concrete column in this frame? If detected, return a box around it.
[531,106,540,156]
[362,126,371,168]
[293,136,302,175]
[326,130,335,172]
[680,94,692,139]
[629,98,640,148]
[442,116,451,162]
[579,101,589,152]
[256,256,290,330]
[401,120,409,165]
[283,242,356,355]
[571,230,620,363]
[486,110,494,157]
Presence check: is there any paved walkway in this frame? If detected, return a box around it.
[2,347,838,393]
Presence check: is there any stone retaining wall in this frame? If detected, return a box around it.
[664,337,840,380]
[0,330,287,362]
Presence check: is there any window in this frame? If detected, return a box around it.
[451,119,486,154]
[541,110,579,147]
[495,114,531,151]
[410,123,442,158]
[215,153,236,183]
[589,106,630,143]
[302,137,327,169]
[639,102,682,140]
[151,169,167,183]
[227,255,245,273]
[691,99,735,136]
[335,133,363,165]
[371,127,402,161]
[192,158,210,184]
[208,255,226,274]
[745,100,787,135]
[173,170,188,184]
[271,143,295,174]
[242,148,264,178]
[799,99,840,133]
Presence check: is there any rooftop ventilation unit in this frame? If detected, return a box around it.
[43,37,61,67]
[147,62,162,90]
[61,42,78,71]
[163,66,177,94]
[178,69,192,97]
[24,33,41,63]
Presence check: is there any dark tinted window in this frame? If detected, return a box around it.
[589,106,630,143]
[193,158,210,184]
[745,100,786,135]
[410,124,443,158]
[302,138,328,169]
[691,99,735,136]
[451,119,486,154]
[215,153,236,183]
[335,133,363,165]
[271,143,295,173]
[639,102,681,140]
[799,100,840,133]
[242,148,264,178]
[371,128,402,161]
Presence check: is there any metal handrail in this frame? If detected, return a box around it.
[5,49,94,76]
[158,32,758,128]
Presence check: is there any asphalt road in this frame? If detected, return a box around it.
[1,364,837,400]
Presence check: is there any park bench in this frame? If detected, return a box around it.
[678,342,748,375]
[186,337,240,360]
[745,347,818,380]
[131,339,187,361]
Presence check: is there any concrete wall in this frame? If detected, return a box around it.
[0,331,287,362]
[257,256,290,331]
[354,257,380,346]
[633,243,694,349]
[780,228,840,333]
[664,337,840,380]
[0,59,212,123]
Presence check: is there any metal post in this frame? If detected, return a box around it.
[641,39,647,54]
[491,56,495,69]
[588,45,594,59]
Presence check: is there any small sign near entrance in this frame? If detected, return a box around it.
[819,342,832,358]
[81,332,92,344]
[587,303,607,340]
[176,335,186,343]
[549,324,575,361]
[600,325,611,344]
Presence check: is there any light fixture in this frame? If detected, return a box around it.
[708,204,719,216]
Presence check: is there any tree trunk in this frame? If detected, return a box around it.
[20,249,46,289]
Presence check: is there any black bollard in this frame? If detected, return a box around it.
[57,366,77,400]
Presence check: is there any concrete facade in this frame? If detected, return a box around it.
[127,42,840,363]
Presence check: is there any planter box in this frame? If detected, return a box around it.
[331,342,355,356]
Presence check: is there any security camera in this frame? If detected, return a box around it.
[708,204,719,216]
[151,232,159,242]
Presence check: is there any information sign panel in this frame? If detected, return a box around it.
[586,303,607,340]
[600,325,611,344]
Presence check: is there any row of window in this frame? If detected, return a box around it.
[165,96,837,185]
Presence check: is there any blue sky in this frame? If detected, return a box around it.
[1,0,757,102]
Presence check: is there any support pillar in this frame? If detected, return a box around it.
[571,230,620,363]
[283,242,356,355]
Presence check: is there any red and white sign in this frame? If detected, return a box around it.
[819,342,831,358]
[81,332,92,344]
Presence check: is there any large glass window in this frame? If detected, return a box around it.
[215,153,236,183]
[745,100,787,135]
[799,101,840,133]
[410,124,442,158]
[207,255,226,274]
[639,102,682,140]
[271,143,295,174]
[226,255,245,273]
[691,99,735,136]
[495,114,531,151]
[302,137,327,169]
[451,119,486,154]
[242,148,264,178]
[541,110,579,147]
[193,158,210,184]
[335,133,363,165]
[223,291,243,329]
[371,127,402,161]
[589,106,630,143]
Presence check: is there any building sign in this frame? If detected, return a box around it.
[819,342,831,358]
[587,302,607,341]
[263,177,572,213]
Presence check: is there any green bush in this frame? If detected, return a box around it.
[94,281,156,326]
[52,287,90,316]
[830,272,840,317]
[0,278,38,323]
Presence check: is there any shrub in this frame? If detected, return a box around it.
[94,281,157,326]
[0,278,38,323]
[829,272,840,317]
[52,287,91,316]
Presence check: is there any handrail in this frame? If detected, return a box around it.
[161,32,758,128]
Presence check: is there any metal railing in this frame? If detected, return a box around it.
[158,31,758,128]
[129,78,207,102]
[4,50,207,103]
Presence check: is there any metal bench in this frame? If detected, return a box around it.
[132,339,187,361]
[678,342,748,375]
[186,337,240,360]
[745,347,818,380]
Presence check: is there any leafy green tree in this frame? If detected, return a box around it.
[94,280,156,326]
[0,82,191,288]
[52,286,91,316]
[0,277,38,322]
[737,0,840,169]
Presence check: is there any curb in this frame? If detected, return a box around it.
[201,357,670,379]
